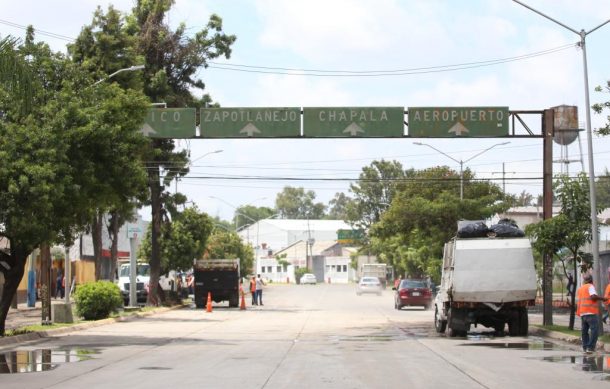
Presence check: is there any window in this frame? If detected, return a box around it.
[277,266,282,273]
[267,266,272,273]
[342,265,347,272]
[261,267,266,273]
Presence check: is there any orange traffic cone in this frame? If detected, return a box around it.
[206,292,212,313]
[240,290,246,310]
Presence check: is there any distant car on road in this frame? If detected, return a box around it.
[357,276,383,296]
[394,279,432,310]
[300,273,317,285]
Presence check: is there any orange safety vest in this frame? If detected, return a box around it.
[250,279,256,293]
[605,284,610,308]
[576,283,599,316]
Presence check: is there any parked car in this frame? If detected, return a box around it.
[357,276,383,296]
[394,279,432,310]
[300,273,317,284]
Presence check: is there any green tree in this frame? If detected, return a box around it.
[0,32,148,336]
[205,230,255,277]
[327,192,352,220]
[593,81,610,136]
[234,205,276,230]
[370,166,506,283]
[275,186,326,219]
[345,160,406,230]
[124,1,235,305]
[68,5,147,280]
[525,173,596,329]
[139,206,213,274]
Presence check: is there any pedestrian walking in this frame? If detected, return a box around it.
[250,276,257,305]
[576,274,607,353]
[256,274,266,306]
[55,271,64,299]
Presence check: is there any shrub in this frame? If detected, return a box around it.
[294,267,311,284]
[74,281,123,320]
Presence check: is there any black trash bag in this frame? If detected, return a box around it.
[497,218,518,227]
[457,222,490,238]
[489,223,525,237]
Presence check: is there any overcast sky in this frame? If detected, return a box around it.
[2,0,610,222]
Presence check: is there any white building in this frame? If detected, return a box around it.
[237,219,357,280]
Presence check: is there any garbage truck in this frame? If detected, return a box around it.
[360,263,388,288]
[194,259,240,308]
[434,223,537,337]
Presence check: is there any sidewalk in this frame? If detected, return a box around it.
[5,299,74,331]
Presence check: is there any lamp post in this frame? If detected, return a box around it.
[513,0,610,328]
[208,195,266,231]
[176,149,223,193]
[413,141,510,199]
[92,64,145,86]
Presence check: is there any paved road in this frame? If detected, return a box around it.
[1,284,609,388]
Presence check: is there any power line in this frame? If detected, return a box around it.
[0,19,75,42]
[208,44,575,77]
[0,17,575,78]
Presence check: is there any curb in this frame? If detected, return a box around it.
[0,304,187,348]
[529,325,609,352]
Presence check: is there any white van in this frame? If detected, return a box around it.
[117,263,150,305]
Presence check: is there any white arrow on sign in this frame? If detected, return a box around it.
[343,122,365,136]
[140,123,157,137]
[448,122,469,136]
[239,123,262,137]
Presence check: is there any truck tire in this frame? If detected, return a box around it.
[434,306,447,333]
[508,307,528,336]
[446,308,468,337]
[229,293,239,308]
[518,308,529,336]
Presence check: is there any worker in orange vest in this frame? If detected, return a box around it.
[604,274,610,324]
[250,276,257,305]
[576,274,607,353]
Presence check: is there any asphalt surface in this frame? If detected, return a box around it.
[1,285,609,388]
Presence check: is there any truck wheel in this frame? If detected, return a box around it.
[494,323,505,333]
[229,293,239,308]
[508,308,527,336]
[434,306,447,333]
[518,308,529,336]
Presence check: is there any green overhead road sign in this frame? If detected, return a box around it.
[303,107,404,137]
[200,108,301,138]
[408,107,509,137]
[140,108,196,138]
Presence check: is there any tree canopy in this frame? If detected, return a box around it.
[369,166,507,282]
[275,186,326,219]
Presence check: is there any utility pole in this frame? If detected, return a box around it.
[513,0,610,330]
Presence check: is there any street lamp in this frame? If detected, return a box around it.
[92,64,145,86]
[176,149,223,193]
[413,141,510,200]
[513,0,610,326]
[208,195,266,231]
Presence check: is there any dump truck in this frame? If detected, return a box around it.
[360,263,388,288]
[194,259,240,308]
[434,235,537,337]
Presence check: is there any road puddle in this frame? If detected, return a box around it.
[537,355,610,381]
[0,348,98,374]
[461,340,561,350]
[329,334,397,342]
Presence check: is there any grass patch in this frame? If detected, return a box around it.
[5,304,181,337]
[5,322,81,336]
